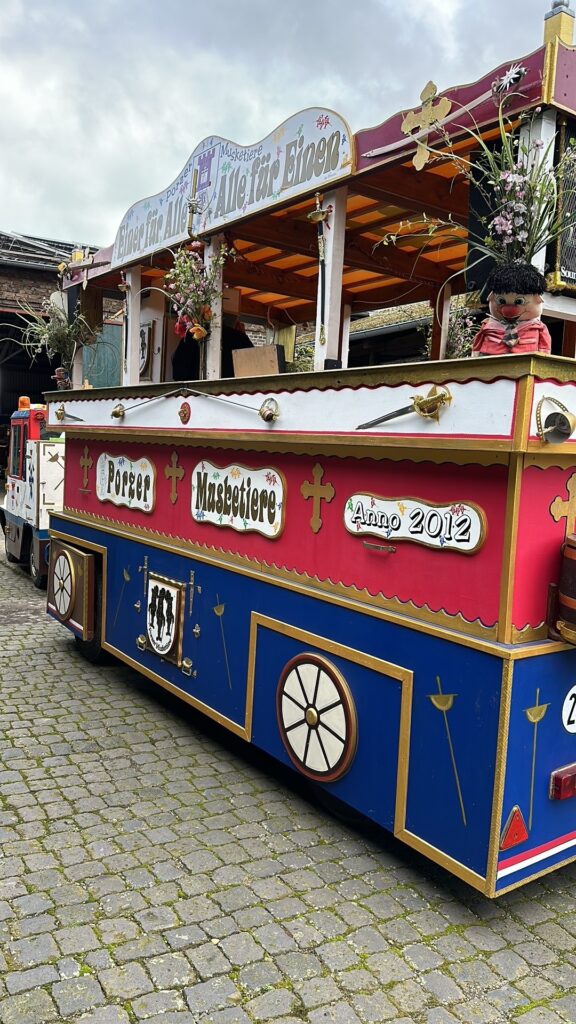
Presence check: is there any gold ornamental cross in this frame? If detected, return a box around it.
[401,81,452,171]
[80,446,93,489]
[300,463,335,534]
[551,472,576,537]
[164,452,185,505]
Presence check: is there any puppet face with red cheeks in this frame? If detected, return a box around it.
[488,291,544,322]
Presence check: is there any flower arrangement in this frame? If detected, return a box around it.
[165,244,232,341]
[379,99,576,283]
[419,302,482,360]
[10,299,96,375]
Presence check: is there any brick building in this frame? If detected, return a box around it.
[0,232,87,416]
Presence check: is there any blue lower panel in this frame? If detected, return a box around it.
[496,651,576,891]
[50,517,510,880]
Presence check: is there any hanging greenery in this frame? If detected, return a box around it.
[9,299,96,375]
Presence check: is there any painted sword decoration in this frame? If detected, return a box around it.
[356,384,452,431]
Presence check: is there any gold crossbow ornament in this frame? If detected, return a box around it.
[356,385,452,431]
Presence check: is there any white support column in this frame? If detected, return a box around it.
[204,235,224,380]
[521,108,557,274]
[429,284,452,361]
[340,303,352,369]
[122,266,142,386]
[71,347,83,388]
[314,186,347,372]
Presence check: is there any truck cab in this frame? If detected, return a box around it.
[0,396,64,587]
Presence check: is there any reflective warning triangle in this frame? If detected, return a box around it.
[500,805,529,851]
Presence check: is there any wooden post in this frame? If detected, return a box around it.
[314,186,347,371]
[204,235,224,380]
[123,266,141,386]
[563,319,576,357]
[429,284,452,361]
[340,303,352,369]
[522,109,557,274]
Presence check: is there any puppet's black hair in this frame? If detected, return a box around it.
[486,262,546,296]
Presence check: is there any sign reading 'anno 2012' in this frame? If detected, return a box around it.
[191,461,285,538]
[344,495,486,553]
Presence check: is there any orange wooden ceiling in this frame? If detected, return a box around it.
[219,151,472,325]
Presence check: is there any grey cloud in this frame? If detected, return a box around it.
[0,0,557,242]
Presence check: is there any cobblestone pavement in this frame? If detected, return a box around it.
[1,550,576,1024]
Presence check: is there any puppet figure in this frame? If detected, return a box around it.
[471,263,551,357]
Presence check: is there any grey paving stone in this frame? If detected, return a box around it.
[76,1009,130,1024]
[308,1002,362,1024]
[6,934,59,968]
[51,976,106,1016]
[187,942,231,979]
[184,976,239,1014]
[237,960,283,992]
[252,922,298,954]
[0,989,57,1023]
[54,924,100,954]
[296,975,344,1007]
[422,969,463,1003]
[99,962,154,999]
[219,932,264,966]
[1,546,576,1024]
[148,952,197,988]
[4,965,59,996]
[131,989,185,1017]
[349,991,398,1022]
[245,987,299,1020]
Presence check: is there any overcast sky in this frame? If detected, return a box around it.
[0,0,561,248]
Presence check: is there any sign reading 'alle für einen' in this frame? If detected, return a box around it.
[192,461,285,538]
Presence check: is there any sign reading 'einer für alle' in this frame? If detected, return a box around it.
[111,109,353,269]
[191,461,285,538]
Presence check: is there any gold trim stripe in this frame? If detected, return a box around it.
[394,828,488,893]
[485,660,514,896]
[498,454,523,644]
[49,518,572,662]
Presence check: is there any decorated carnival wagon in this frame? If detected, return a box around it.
[44,2,576,895]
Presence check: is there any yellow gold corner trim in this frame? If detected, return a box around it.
[58,425,519,455]
[66,431,510,466]
[248,613,413,833]
[485,660,514,896]
[525,451,576,469]
[513,377,534,451]
[394,828,488,894]
[510,623,549,645]
[543,37,559,105]
[498,454,524,644]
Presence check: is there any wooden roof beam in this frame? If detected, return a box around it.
[226,260,327,303]
[353,166,468,221]
[345,235,448,287]
[235,215,448,287]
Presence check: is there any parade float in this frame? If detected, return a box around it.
[44,2,576,895]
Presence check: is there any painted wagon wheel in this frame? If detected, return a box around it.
[52,550,75,620]
[276,653,357,782]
